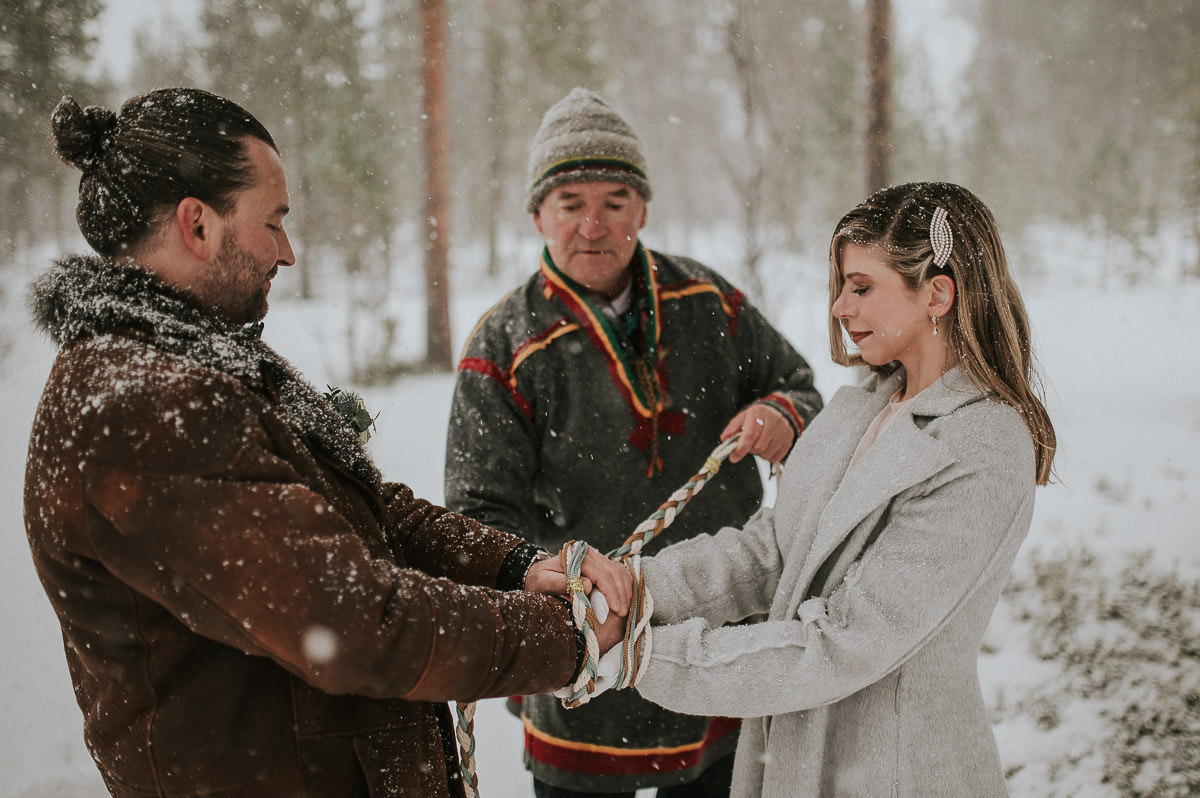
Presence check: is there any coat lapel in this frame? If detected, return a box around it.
[778,368,984,614]
[768,368,895,595]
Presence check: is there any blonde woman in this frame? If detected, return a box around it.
[634,182,1056,797]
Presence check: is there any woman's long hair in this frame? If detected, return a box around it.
[828,182,1056,484]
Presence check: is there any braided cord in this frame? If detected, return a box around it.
[558,540,605,706]
[455,700,479,797]
[455,433,743,794]
[566,434,740,705]
[608,436,739,561]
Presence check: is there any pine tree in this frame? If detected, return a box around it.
[201,0,393,300]
[0,0,104,261]
[962,0,1200,274]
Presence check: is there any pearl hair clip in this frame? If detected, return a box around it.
[930,206,953,268]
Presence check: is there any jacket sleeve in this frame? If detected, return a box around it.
[80,374,578,703]
[636,437,1034,719]
[444,336,542,539]
[641,506,784,627]
[733,292,823,439]
[379,479,529,588]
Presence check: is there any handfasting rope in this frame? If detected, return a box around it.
[454,434,743,797]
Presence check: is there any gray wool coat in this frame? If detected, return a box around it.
[637,366,1035,797]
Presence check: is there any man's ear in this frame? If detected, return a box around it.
[928,273,956,317]
[174,197,221,260]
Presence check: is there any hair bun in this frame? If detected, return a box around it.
[51,96,118,171]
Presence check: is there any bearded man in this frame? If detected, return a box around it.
[24,87,629,798]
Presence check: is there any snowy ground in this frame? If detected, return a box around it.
[2,227,1197,797]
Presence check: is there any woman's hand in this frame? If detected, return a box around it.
[593,593,628,654]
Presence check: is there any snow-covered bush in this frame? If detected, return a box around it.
[997,547,1200,797]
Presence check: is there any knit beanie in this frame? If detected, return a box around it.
[524,88,652,213]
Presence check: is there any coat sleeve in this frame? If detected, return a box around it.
[379,479,530,589]
[443,332,542,539]
[641,506,783,627]
[636,437,1034,719]
[80,372,578,704]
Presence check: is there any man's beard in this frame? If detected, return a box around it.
[198,233,272,326]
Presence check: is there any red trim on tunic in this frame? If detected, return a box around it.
[512,318,579,373]
[522,714,741,776]
[762,391,806,433]
[457,357,533,419]
[727,287,744,335]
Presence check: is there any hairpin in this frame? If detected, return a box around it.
[930,207,953,268]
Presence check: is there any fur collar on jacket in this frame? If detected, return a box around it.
[29,255,381,490]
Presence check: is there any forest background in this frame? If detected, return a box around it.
[2,1,1199,796]
[3,0,1199,373]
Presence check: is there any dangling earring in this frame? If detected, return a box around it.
[931,314,939,336]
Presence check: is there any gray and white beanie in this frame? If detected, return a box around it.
[524,87,652,213]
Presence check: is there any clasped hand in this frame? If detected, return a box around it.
[525,545,631,655]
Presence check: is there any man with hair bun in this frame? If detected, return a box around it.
[24,87,631,798]
[445,87,824,797]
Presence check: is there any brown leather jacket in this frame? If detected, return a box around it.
[23,257,578,797]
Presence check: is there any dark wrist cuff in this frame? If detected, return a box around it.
[497,541,551,591]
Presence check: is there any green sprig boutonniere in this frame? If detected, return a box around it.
[325,385,379,443]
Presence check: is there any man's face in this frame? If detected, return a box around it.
[195,138,294,325]
[533,180,647,300]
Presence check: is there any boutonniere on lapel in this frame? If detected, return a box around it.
[324,385,379,443]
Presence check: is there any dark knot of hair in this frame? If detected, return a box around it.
[51,96,119,173]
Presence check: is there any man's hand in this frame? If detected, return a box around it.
[720,404,794,464]
[525,545,632,618]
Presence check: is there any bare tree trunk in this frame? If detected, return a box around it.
[483,0,505,279]
[421,0,453,371]
[864,0,892,195]
[724,10,766,304]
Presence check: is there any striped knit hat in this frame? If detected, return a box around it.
[524,88,652,213]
